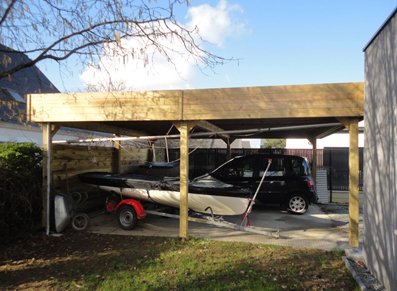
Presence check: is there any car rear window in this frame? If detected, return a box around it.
[288,157,307,175]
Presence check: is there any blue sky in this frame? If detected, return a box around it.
[38,1,397,92]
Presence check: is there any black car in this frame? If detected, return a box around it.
[193,154,318,214]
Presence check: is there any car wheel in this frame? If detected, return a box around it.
[286,194,309,214]
[118,205,138,230]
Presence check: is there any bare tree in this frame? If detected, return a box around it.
[83,78,133,92]
[0,0,232,81]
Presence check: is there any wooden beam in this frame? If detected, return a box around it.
[28,82,364,122]
[337,117,351,130]
[309,137,317,184]
[112,136,121,173]
[315,125,346,139]
[349,117,360,248]
[196,120,229,138]
[222,137,236,161]
[59,122,147,137]
[173,121,196,238]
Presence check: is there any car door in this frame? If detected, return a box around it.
[255,156,288,204]
[211,156,256,191]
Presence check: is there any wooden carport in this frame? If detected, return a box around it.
[27,82,364,247]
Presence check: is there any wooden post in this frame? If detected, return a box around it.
[222,138,235,161]
[349,117,360,248]
[309,137,317,184]
[113,136,121,173]
[41,123,59,230]
[173,121,197,238]
[147,140,156,162]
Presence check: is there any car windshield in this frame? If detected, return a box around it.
[211,157,254,179]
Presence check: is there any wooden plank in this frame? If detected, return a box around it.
[28,82,364,123]
[183,107,363,120]
[29,90,181,122]
[60,122,147,137]
[349,117,360,248]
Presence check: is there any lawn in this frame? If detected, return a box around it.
[0,231,359,290]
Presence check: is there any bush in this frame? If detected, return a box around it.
[0,142,43,245]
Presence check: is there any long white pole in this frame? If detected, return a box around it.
[52,123,342,144]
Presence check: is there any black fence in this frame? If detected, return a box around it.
[323,147,364,191]
[164,147,363,191]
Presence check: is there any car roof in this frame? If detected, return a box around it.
[233,154,305,160]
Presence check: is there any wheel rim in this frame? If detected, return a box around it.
[289,196,306,213]
[120,209,134,227]
[75,217,85,228]
[106,200,116,212]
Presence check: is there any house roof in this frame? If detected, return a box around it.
[363,6,397,51]
[0,44,60,123]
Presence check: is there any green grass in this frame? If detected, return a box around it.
[0,232,359,291]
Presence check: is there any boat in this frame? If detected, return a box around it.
[78,172,252,216]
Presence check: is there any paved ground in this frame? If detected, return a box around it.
[87,203,363,251]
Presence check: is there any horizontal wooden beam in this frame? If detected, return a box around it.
[59,122,147,136]
[196,120,229,138]
[28,82,364,123]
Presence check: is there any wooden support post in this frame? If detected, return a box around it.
[173,121,197,239]
[147,140,156,162]
[349,117,360,248]
[309,137,317,184]
[41,123,59,230]
[113,136,121,173]
[222,138,235,161]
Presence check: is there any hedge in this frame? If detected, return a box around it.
[0,142,43,245]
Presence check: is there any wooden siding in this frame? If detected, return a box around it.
[51,145,148,206]
[28,83,364,122]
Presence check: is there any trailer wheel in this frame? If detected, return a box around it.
[105,192,120,214]
[72,213,90,231]
[118,205,138,230]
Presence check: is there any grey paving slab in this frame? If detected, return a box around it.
[87,204,358,251]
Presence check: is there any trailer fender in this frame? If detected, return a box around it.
[115,199,146,220]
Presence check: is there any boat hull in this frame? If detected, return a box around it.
[78,172,251,216]
[97,185,250,216]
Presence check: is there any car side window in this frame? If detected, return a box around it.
[259,157,285,177]
[218,158,255,179]
[289,158,305,176]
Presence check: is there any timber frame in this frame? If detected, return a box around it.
[28,82,364,246]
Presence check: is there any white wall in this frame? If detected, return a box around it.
[286,121,365,149]
[364,11,397,291]
[0,122,94,146]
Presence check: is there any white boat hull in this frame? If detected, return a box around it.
[98,185,250,216]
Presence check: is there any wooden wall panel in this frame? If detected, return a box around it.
[120,148,149,173]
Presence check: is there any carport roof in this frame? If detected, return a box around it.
[27,82,364,140]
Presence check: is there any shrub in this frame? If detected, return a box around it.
[0,142,43,245]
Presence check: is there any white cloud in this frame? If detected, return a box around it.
[80,0,244,91]
[185,0,245,47]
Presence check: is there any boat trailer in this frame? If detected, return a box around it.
[145,208,280,238]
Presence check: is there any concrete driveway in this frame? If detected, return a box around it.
[87,203,356,251]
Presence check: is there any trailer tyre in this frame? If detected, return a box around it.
[72,213,90,231]
[118,205,138,230]
[286,194,309,214]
